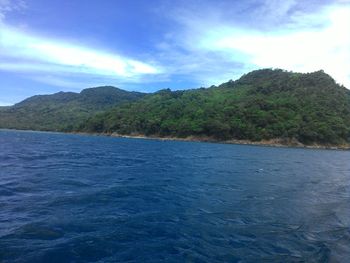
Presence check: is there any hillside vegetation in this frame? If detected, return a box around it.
[0,86,145,131]
[1,69,349,147]
[79,69,350,146]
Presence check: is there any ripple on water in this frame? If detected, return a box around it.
[0,130,350,262]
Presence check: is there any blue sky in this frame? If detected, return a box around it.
[0,0,349,105]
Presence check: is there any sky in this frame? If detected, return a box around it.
[0,0,349,105]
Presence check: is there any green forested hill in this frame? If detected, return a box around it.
[1,69,349,146]
[79,69,350,146]
[0,86,146,131]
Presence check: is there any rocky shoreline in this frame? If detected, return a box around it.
[2,128,349,150]
[72,131,350,150]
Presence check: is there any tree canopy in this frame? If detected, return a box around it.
[79,69,350,146]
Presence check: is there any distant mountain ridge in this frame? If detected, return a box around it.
[0,86,146,131]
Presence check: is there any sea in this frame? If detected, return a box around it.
[0,129,349,262]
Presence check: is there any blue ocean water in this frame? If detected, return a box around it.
[0,130,349,263]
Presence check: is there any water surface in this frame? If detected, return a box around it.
[0,130,349,262]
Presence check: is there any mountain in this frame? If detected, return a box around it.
[0,86,146,131]
[79,69,350,146]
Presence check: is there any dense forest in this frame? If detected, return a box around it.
[79,69,350,146]
[1,69,350,146]
[0,86,145,131]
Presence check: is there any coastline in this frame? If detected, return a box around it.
[72,131,350,150]
[1,128,349,150]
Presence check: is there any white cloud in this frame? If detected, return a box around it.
[0,25,160,81]
[154,1,350,88]
[201,6,350,87]
[1,0,350,91]
[0,0,163,90]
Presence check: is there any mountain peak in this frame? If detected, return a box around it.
[80,86,121,94]
[0,86,146,131]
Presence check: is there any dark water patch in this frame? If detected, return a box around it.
[8,223,64,240]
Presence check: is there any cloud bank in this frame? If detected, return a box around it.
[200,5,350,87]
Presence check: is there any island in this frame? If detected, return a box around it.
[1,69,350,149]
